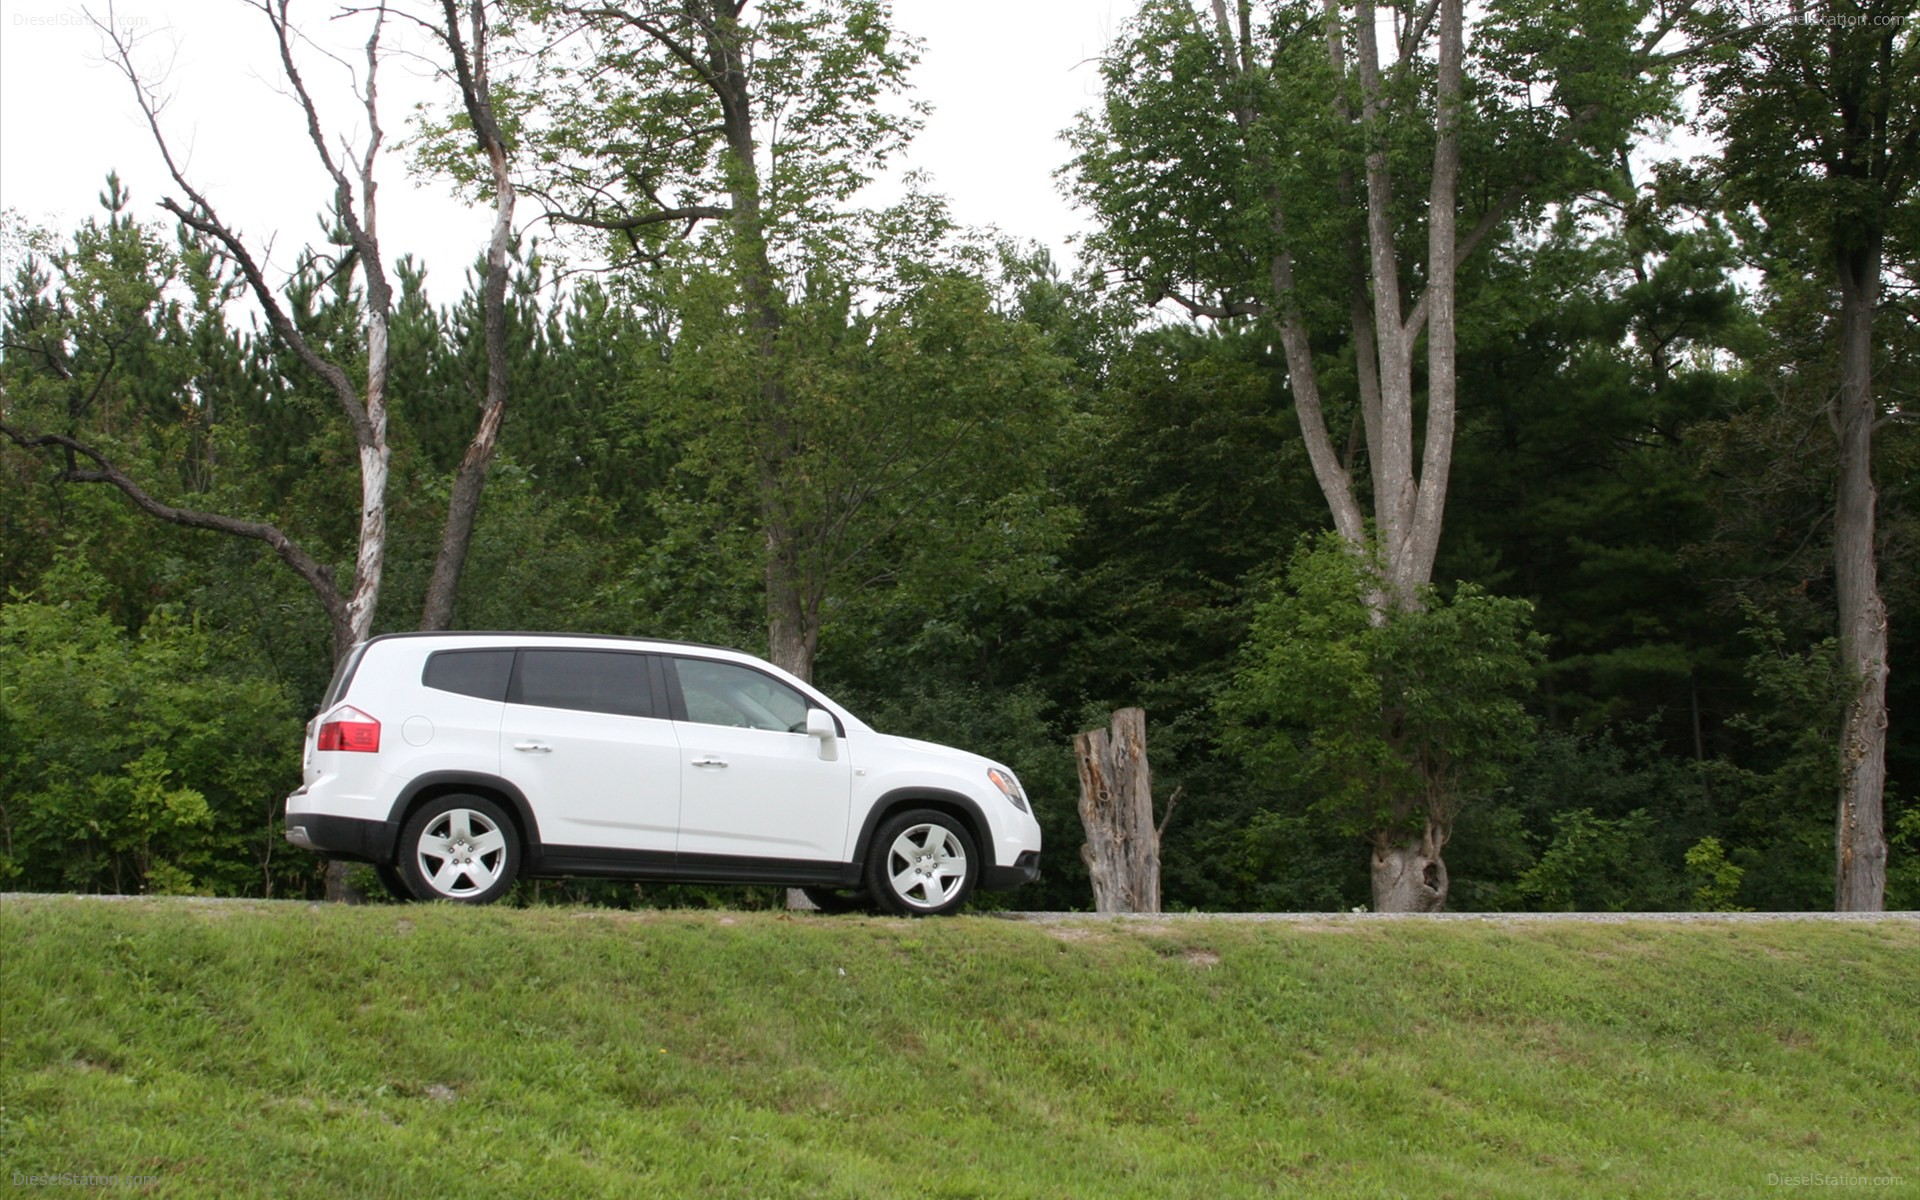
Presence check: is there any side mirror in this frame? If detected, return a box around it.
[806,708,840,761]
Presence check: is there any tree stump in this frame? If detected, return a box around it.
[1074,707,1162,913]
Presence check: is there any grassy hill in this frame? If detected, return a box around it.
[2,898,1915,1198]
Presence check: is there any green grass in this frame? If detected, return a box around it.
[2,900,1915,1198]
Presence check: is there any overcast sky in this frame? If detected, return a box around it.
[0,0,1138,297]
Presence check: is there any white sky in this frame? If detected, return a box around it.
[0,0,1138,298]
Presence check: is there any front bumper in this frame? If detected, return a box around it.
[981,850,1041,891]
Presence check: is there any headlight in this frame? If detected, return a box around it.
[987,767,1029,813]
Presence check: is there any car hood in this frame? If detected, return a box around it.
[866,731,1000,773]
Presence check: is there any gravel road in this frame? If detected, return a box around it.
[1000,909,1920,924]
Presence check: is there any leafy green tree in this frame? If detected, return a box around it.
[1686,836,1751,911]
[1069,0,1687,599]
[1069,0,1691,906]
[1511,808,1664,911]
[629,263,1077,667]
[1219,534,1545,909]
[490,0,958,680]
[0,183,349,640]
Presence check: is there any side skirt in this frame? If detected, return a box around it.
[529,846,862,889]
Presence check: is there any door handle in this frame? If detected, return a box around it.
[513,742,552,753]
[691,756,729,768]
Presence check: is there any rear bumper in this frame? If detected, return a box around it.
[981,850,1041,892]
[283,812,397,865]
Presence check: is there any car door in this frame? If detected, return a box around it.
[498,648,680,860]
[666,656,853,866]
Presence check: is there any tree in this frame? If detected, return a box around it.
[419,0,523,631]
[9,2,543,649]
[1072,0,1689,603]
[1068,0,1690,907]
[1697,0,1920,910]
[503,0,928,681]
[1219,535,1545,909]
[0,3,403,659]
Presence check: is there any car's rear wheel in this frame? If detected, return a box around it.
[398,794,519,904]
[865,809,977,917]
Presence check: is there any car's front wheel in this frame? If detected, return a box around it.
[866,809,978,917]
[398,794,519,904]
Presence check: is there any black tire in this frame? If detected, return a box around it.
[397,793,520,904]
[801,886,875,914]
[374,864,415,902]
[865,809,978,917]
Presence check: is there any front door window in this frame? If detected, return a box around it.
[675,658,809,732]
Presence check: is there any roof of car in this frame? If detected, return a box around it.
[357,631,742,654]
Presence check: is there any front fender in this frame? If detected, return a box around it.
[850,787,994,868]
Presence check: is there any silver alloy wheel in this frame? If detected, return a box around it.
[883,822,968,910]
[414,807,509,899]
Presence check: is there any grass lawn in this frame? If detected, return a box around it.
[2,898,1915,1198]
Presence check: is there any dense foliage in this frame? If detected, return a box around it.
[2,0,1915,909]
[1219,535,1545,875]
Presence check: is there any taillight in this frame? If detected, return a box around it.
[316,705,381,752]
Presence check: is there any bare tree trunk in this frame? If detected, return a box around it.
[346,438,390,648]
[420,401,503,630]
[1074,708,1164,914]
[766,532,820,913]
[94,5,395,668]
[1371,823,1448,913]
[765,538,818,682]
[1404,0,1463,599]
[1833,239,1889,912]
[1351,0,1419,597]
[421,1,518,632]
[94,4,401,903]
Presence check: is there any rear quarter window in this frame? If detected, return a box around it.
[423,648,515,701]
[319,642,370,709]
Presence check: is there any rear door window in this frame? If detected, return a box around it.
[509,649,656,719]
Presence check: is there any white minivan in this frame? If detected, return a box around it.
[284,633,1042,915]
